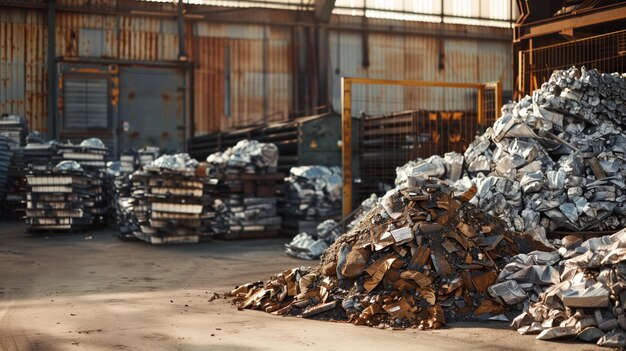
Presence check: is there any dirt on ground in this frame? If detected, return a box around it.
[0,221,604,351]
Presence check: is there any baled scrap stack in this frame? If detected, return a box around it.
[59,138,108,223]
[282,165,342,235]
[204,140,282,239]
[0,135,13,204]
[130,154,205,244]
[399,67,626,243]
[0,114,28,145]
[25,161,95,231]
[24,141,61,171]
[285,194,379,260]
[228,179,523,329]
[494,229,626,348]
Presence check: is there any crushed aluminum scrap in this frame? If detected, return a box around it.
[499,228,626,348]
[228,179,525,329]
[399,67,626,245]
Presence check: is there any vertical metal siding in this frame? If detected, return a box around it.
[0,8,47,132]
[329,28,513,116]
[192,23,292,135]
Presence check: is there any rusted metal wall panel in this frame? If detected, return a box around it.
[0,7,47,132]
[192,23,292,135]
[329,29,513,116]
[56,12,179,61]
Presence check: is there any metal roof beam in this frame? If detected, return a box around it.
[314,0,335,23]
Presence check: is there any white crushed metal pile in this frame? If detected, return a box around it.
[400,67,626,248]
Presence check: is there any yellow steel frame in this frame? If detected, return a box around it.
[341,77,502,217]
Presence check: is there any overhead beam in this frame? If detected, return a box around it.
[314,0,335,23]
[518,3,626,40]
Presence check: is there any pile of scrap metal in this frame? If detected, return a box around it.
[281,166,342,235]
[285,194,379,260]
[24,161,98,231]
[228,179,524,329]
[205,139,279,175]
[202,140,282,238]
[127,153,209,244]
[399,67,626,245]
[496,229,626,348]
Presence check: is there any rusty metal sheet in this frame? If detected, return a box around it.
[0,7,47,133]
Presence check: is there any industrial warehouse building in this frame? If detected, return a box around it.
[1,0,626,350]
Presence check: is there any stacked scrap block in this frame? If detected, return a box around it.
[25,165,96,231]
[130,164,206,244]
[204,139,282,239]
[0,135,13,203]
[210,172,283,239]
[0,115,27,145]
[281,165,342,235]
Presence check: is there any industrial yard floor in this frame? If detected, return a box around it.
[0,221,603,351]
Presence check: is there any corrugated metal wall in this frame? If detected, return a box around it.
[0,3,512,137]
[193,23,292,134]
[329,29,512,116]
[0,8,47,132]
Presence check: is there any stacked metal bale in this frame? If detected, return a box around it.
[0,115,27,145]
[204,139,282,239]
[399,67,626,244]
[58,138,109,224]
[25,161,96,231]
[129,154,206,244]
[0,135,13,205]
[281,165,342,235]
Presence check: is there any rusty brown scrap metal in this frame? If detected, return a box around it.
[227,179,533,330]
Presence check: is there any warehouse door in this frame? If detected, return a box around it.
[60,74,115,152]
[119,67,186,152]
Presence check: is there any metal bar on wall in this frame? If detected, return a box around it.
[341,77,352,217]
[47,0,56,138]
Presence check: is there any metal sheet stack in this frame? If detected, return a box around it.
[0,115,27,145]
[129,154,205,244]
[210,173,283,239]
[0,135,13,205]
[25,161,96,231]
[203,140,282,239]
[58,138,109,224]
[281,165,342,235]
[24,142,61,171]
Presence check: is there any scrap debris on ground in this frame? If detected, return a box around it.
[399,67,626,248]
[228,179,523,329]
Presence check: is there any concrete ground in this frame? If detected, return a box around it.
[0,221,604,351]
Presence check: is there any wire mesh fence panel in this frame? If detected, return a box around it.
[521,29,626,96]
[346,81,498,208]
